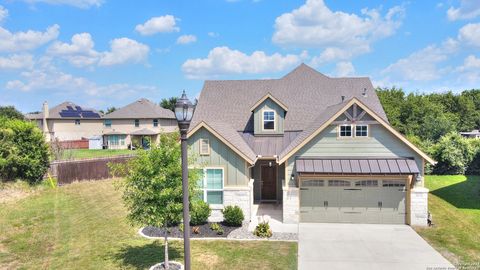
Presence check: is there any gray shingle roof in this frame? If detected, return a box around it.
[190,64,389,163]
[105,98,175,119]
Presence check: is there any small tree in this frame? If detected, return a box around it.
[432,132,475,174]
[112,132,199,269]
[0,106,24,120]
[160,97,178,112]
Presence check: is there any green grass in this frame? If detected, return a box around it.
[60,149,133,160]
[416,175,480,266]
[0,179,297,269]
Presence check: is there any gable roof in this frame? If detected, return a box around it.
[25,101,102,120]
[277,98,435,165]
[191,63,387,132]
[249,92,289,112]
[189,64,434,165]
[105,98,175,119]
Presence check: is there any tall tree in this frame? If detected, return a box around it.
[160,97,178,112]
[0,106,24,120]
[111,133,199,269]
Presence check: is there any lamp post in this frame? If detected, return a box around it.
[174,90,195,270]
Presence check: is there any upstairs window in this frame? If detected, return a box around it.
[104,119,112,128]
[75,119,80,125]
[355,125,368,137]
[134,119,140,127]
[263,110,275,130]
[153,119,158,127]
[200,139,210,155]
[339,125,352,137]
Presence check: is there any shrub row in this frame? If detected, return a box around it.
[189,201,244,226]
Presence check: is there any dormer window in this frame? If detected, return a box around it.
[263,110,275,130]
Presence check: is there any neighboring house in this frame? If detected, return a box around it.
[102,98,177,149]
[188,64,434,226]
[460,129,480,139]
[26,101,103,142]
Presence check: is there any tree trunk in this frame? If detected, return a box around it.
[164,224,169,270]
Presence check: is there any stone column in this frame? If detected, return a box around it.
[282,186,299,224]
[410,187,429,226]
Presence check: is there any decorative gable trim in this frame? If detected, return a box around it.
[250,92,288,112]
[278,98,435,165]
[187,121,255,164]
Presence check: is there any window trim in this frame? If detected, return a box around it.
[262,109,276,131]
[134,119,140,127]
[199,139,210,156]
[104,119,112,128]
[201,167,224,206]
[338,124,352,138]
[153,119,159,127]
[355,124,369,137]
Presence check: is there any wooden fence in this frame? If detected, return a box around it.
[49,155,134,185]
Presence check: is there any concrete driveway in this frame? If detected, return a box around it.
[298,223,455,270]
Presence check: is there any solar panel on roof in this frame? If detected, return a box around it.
[59,112,80,117]
[60,106,99,118]
[81,112,101,118]
[66,106,74,110]
[75,106,82,111]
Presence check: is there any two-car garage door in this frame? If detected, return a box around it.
[300,178,407,224]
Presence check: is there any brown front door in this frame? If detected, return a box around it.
[261,164,277,200]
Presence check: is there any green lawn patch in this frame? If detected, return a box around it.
[60,149,133,160]
[416,175,480,266]
[0,179,297,269]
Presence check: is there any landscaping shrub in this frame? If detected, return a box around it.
[432,133,476,175]
[0,117,50,184]
[254,222,272,238]
[190,200,211,225]
[222,205,244,226]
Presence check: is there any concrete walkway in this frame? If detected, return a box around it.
[298,223,455,270]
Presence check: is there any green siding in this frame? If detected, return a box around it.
[188,127,249,187]
[286,124,424,186]
[253,98,285,135]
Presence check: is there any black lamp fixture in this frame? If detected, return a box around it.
[174,90,195,270]
[175,90,195,135]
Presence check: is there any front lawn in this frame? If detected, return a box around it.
[0,179,297,269]
[416,175,480,266]
[59,149,133,160]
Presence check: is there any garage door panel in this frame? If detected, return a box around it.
[300,178,407,224]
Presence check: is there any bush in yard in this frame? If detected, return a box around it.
[0,117,50,184]
[432,132,476,175]
[222,205,244,226]
[110,132,200,270]
[254,222,272,238]
[190,200,211,225]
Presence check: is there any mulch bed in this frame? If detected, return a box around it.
[142,222,240,238]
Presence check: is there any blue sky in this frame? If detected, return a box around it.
[1,0,480,113]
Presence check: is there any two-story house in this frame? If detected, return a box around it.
[187,64,434,227]
[102,98,177,149]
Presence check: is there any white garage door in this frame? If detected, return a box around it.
[300,179,407,224]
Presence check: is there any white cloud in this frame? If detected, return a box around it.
[381,38,459,81]
[208,32,219,38]
[182,46,301,79]
[0,24,59,52]
[334,61,355,77]
[48,34,149,67]
[0,5,8,23]
[47,33,99,67]
[458,23,480,47]
[176,34,197,45]
[272,0,405,63]
[0,54,34,69]
[447,0,480,21]
[6,63,155,98]
[20,0,103,9]
[455,55,480,83]
[135,15,179,36]
[98,38,149,66]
